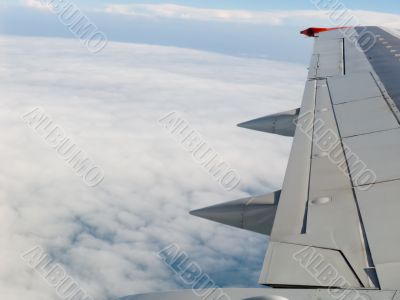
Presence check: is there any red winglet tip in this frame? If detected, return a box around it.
[300,27,351,37]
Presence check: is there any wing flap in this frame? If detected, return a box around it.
[328,73,382,104]
[260,242,362,288]
[333,96,398,137]
[355,181,400,289]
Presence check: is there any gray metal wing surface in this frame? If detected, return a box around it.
[259,26,400,290]
[192,26,400,291]
[120,26,400,299]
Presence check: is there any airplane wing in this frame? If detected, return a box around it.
[121,26,400,299]
[258,26,400,290]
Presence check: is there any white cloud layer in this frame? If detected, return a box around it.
[0,35,306,299]
[104,4,319,25]
[17,1,400,28]
[22,0,51,11]
[103,4,400,27]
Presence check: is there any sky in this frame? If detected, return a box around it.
[9,0,400,12]
[1,1,400,300]
[2,1,400,63]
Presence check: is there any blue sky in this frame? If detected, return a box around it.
[67,0,400,13]
[1,1,400,63]
[3,0,400,12]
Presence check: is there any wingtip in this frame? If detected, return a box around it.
[300,26,351,37]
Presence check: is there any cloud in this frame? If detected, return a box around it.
[103,4,325,25]
[0,4,313,63]
[7,3,400,65]
[12,1,400,29]
[352,10,400,28]
[0,34,306,299]
[103,4,400,27]
[22,0,51,11]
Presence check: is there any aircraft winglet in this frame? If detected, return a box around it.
[300,27,350,37]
